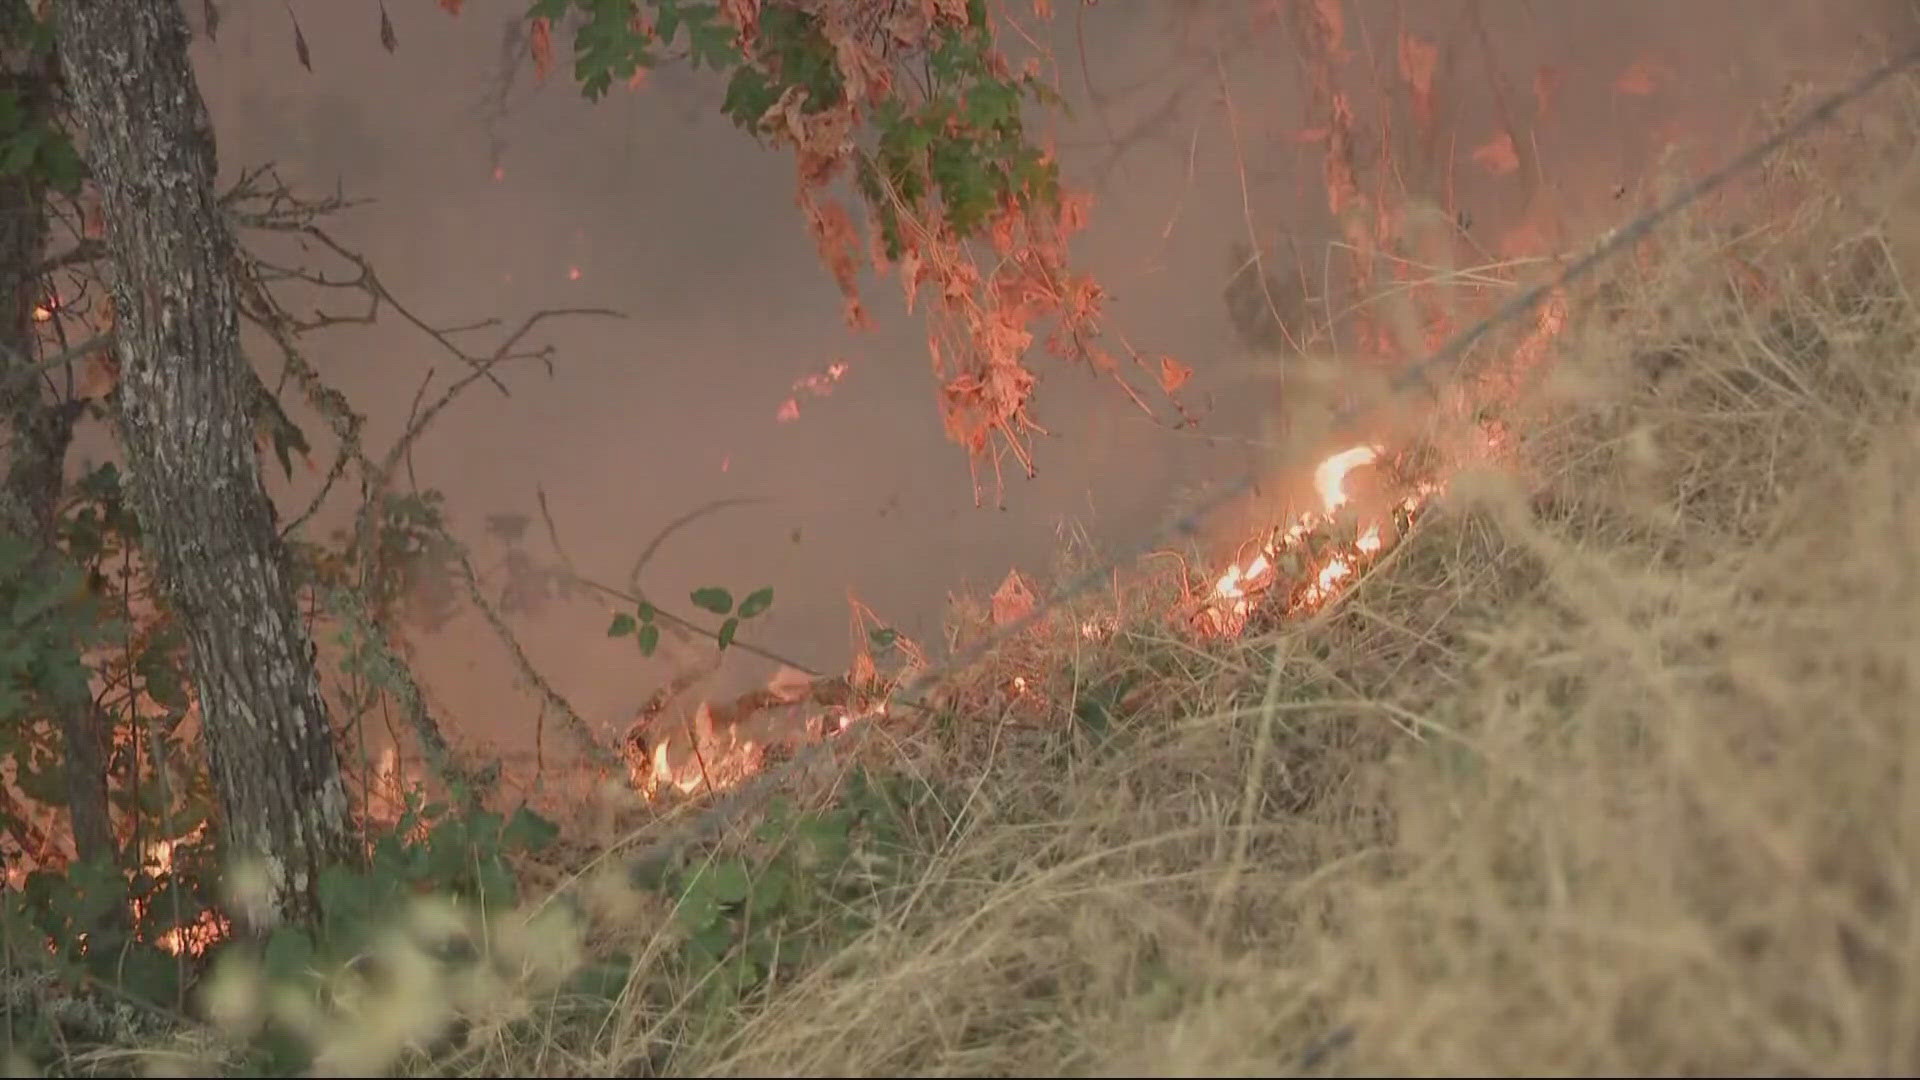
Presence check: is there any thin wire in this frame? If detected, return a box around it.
[1369,41,1920,415]
[621,44,1920,866]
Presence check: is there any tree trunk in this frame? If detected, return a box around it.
[0,7,114,872]
[52,0,352,929]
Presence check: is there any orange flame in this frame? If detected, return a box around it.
[1314,444,1379,510]
[1198,442,1432,636]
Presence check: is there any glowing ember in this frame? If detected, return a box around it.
[777,360,852,424]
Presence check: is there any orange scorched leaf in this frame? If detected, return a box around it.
[1311,0,1347,57]
[831,27,891,103]
[802,195,865,312]
[530,17,554,81]
[1158,356,1192,395]
[1397,31,1437,130]
[1614,59,1660,96]
[1472,131,1520,176]
[1533,65,1562,121]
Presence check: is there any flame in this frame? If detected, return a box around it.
[629,669,889,800]
[1198,443,1430,635]
[1314,444,1379,510]
[128,823,231,956]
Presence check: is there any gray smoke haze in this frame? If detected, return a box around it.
[155,0,1904,767]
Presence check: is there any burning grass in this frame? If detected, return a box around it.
[84,67,1920,1080]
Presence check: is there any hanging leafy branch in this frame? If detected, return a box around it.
[458,0,1190,503]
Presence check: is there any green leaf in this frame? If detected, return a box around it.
[468,809,506,849]
[501,806,559,853]
[705,860,752,904]
[688,20,739,69]
[747,866,791,917]
[262,926,316,981]
[738,586,774,619]
[118,944,184,1007]
[868,627,899,650]
[317,864,375,926]
[16,762,64,804]
[964,80,1021,130]
[607,612,636,637]
[1073,695,1111,741]
[690,586,733,615]
[0,128,41,176]
[721,66,777,131]
[795,811,852,868]
[637,622,660,657]
[564,955,634,1001]
[717,617,739,651]
[36,134,82,193]
[655,0,683,44]
[637,600,656,623]
[475,858,518,909]
[674,884,721,932]
[685,921,733,965]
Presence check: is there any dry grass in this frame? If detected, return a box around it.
[108,76,1920,1080]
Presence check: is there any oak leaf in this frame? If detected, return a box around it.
[991,569,1036,627]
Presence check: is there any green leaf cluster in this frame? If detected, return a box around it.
[529,1,1065,259]
[0,91,81,194]
[856,16,1063,256]
[628,768,937,1019]
[608,583,774,656]
[530,0,740,100]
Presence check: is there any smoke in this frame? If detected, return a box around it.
[166,0,1903,765]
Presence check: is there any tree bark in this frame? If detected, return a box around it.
[52,0,352,928]
[0,6,114,872]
